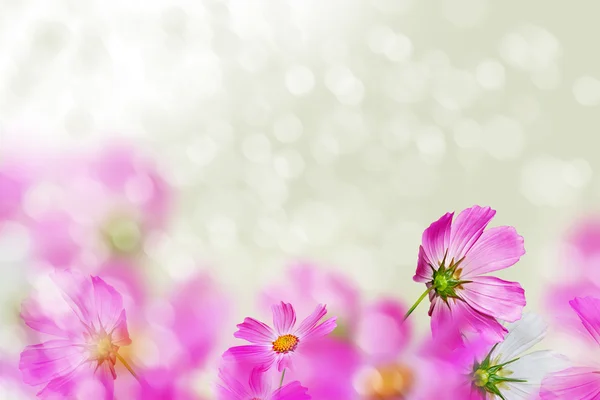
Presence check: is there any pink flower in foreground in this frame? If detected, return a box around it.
[541,297,600,399]
[19,271,135,399]
[224,302,337,372]
[217,367,310,400]
[544,218,600,337]
[412,205,526,341]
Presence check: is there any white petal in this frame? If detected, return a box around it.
[491,312,547,363]
[501,351,570,400]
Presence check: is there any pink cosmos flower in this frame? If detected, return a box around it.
[19,270,135,399]
[217,367,310,400]
[413,205,526,341]
[541,297,600,399]
[224,302,337,372]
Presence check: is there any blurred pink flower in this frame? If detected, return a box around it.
[262,262,360,339]
[112,272,231,399]
[224,302,337,372]
[19,270,135,399]
[413,205,526,342]
[25,142,171,269]
[544,218,600,336]
[541,297,600,399]
[217,367,310,400]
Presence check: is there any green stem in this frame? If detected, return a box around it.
[279,368,286,388]
[116,353,140,382]
[403,286,434,322]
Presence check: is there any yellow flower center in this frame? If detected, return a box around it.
[91,333,119,367]
[272,334,299,354]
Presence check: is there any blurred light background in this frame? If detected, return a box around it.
[0,0,599,398]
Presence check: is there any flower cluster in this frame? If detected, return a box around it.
[2,144,598,399]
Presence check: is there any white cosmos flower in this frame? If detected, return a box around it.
[471,313,569,400]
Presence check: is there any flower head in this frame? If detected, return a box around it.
[454,313,566,399]
[217,367,310,400]
[414,206,526,341]
[224,302,337,372]
[19,271,134,399]
[541,296,600,399]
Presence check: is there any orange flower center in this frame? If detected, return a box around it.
[362,364,414,399]
[272,334,299,353]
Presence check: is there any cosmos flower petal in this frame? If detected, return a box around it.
[415,212,453,282]
[570,296,600,344]
[460,276,525,323]
[501,351,569,400]
[276,353,295,372]
[294,304,327,337]
[272,302,297,335]
[540,367,600,400]
[20,298,76,339]
[19,340,87,387]
[234,318,276,344]
[223,345,276,370]
[91,276,125,334]
[248,367,270,397]
[431,298,507,343]
[460,226,525,278]
[300,317,337,342]
[110,310,132,346]
[448,206,496,260]
[217,369,250,400]
[271,381,311,400]
[491,313,547,363]
[51,270,96,328]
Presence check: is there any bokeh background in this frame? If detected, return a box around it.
[1,0,599,398]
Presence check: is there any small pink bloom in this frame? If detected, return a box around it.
[217,367,310,400]
[19,271,133,399]
[224,302,337,372]
[541,297,600,399]
[414,205,526,341]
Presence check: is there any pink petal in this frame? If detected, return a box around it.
[271,381,310,400]
[460,226,525,278]
[415,212,453,282]
[544,282,600,342]
[51,270,95,329]
[110,310,131,346]
[168,274,231,369]
[355,298,411,363]
[294,304,327,337]
[460,276,525,322]
[223,345,276,371]
[91,276,126,334]
[276,353,294,372]
[20,297,74,339]
[300,317,337,342]
[448,206,496,260]
[430,297,507,343]
[248,368,269,398]
[217,368,250,399]
[19,340,87,387]
[272,302,297,335]
[234,318,275,344]
[541,367,600,400]
[570,296,600,344]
